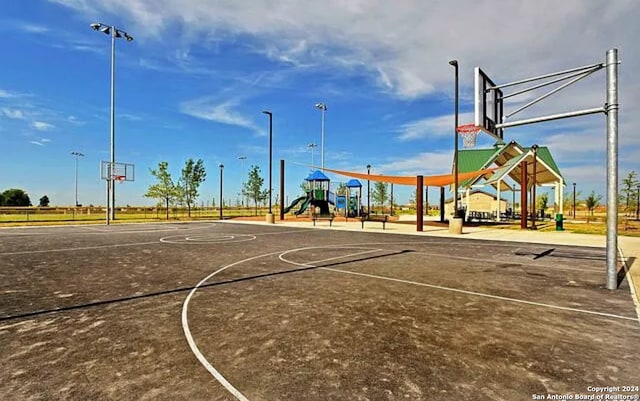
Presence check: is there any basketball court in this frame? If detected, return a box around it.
[1,221,638,400]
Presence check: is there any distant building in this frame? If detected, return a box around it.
[444,190,508,216]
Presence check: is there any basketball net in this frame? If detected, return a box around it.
[457,124,481,148]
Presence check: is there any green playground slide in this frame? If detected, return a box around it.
[283,196,307,214]
[294,197,312,215]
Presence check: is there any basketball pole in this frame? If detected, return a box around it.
[605,49,619,290]
[449,60,459,218]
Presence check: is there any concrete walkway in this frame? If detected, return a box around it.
[228,217,640,320]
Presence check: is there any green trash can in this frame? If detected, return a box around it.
[555,213,564,231]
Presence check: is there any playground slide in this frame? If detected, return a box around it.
[283,196,307,214]
[294,197,312,215]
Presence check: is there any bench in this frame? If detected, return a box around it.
[311,213,334,227]
[361,214,389,229]
[467,211,496,222]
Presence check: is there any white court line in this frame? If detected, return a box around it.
[303,249,383,266]
[321,267,638,322]
[619,247,640,322]
[182,240,623,400]
[253,229,314,236]
[411,251,603,274]
[182,250,287,401]
[182,243,417,401]
[0,241,160,256]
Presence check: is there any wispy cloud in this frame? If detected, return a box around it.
[398,112,474,141]
[67,115,84,125]
[1,108,27,120]
[29,138,51,146]
[377,151,454,176]
[32,121,55,131]
[180,97,263,135]
[18,23,50,34]
[0,89,19,99]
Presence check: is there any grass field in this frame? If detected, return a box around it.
[0,206,270,225]
[1,206,639,237]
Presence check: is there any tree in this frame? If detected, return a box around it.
[336,182,347,195]
[536,192,549,211]
[372,181,389,210]
[585,190,603,222]
[144,161,180,220]
[0,192,4,206]
[178,158,207,217]
[1,188,32,206]
[243,165,268,215]
[39,195,50,207]
[621,171,638,215]
[300,180,311,195]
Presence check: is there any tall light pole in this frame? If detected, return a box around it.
[636,184,640,221]
[71,151,84,207]
[367,164,371,215]
[308,143,317,170]
[91,22,133,222]
[219,164,224,220]
[315,103,327,170]
[238,156,247,207]
[573,182,576,220]
[449,60,459,218]
[262,111,274,220]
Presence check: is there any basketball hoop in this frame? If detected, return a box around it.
[456,124,481,148]
[113,175,126,184]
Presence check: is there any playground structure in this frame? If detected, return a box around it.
[282,169,366,218]
[283,170,333,216]
[342,179,363,218]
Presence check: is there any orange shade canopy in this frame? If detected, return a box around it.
[315,166,496,187]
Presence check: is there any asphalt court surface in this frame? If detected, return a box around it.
[1,221,639,401]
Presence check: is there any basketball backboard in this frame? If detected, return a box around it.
[100,161,135,181]
[474,67,504,140]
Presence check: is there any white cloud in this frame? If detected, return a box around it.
[29,138,51,146]
[32,121,54,131]
[47,0,639,100]
[1,108,26,120]
[0,89,18,98]
[19,23,50,34]
[180,97,263,135]
[377,151,454,176]
[398,112,474,141]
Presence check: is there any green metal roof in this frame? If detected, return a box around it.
[457,148,499,187]
[525,146,562,177]
[455,143,564,188]
[457,148,497,173]
[484,153,528,185]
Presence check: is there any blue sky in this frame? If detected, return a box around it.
[1,0,638,207]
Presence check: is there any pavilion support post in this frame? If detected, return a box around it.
[279,160,285,221]
[439,187,445,222]
[531,145,538,229]
[521,161,528,229]
[417,175,424,232]
[496,180,501,220]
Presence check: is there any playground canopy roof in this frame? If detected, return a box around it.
[346,179,362,188]
[305,170,330,182]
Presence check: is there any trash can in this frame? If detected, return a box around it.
[555,213,564,231]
